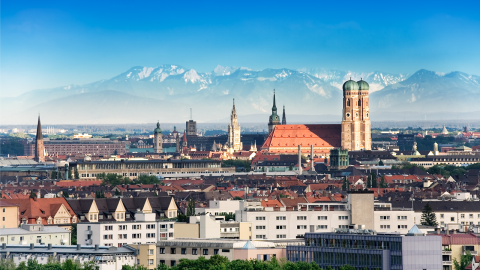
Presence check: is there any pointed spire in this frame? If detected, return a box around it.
[272,90,277,112]
[282,105,286,125]
[36,114,43,141]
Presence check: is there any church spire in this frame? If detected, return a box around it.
[35,114,45,162]
[272,90,277,113]
[282,105,286,125]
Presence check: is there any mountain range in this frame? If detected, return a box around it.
[1,65,479,125]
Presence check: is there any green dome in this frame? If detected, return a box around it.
[154,122,162,134]
[342,79,359,91]
[357,79,369,91]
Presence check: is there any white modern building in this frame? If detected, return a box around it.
[0,244,136,270]
[0,224,71,245]
[77,212,174,247]
[195,199,241,216]
[235,191,418,240]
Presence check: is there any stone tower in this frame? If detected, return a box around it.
[268,91,281,133]
[282,105,286,125]
[35,115,45,162]
[341,78,371,151]
[227,99,242,151]
[153,121,163,154]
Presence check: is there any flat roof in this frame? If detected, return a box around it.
[0,245,134,254]
[77,159,222,164]
[0,227,70,236]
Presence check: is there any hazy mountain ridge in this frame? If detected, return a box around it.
[1,66,479,124]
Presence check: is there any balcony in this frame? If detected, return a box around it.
[85,230,92,235]
[464,250,478,256]
[85,239,92,245]
[160,228,168,232]
[442,261,452,266]
[221,232,240,238]
[442,250,452,255]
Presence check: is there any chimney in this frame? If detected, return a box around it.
[77,244,81,250]
[95,244,99,251]
[298,145,303,175]
[48,244,52,250]
[30,243,34,250]
[310,145,314,172]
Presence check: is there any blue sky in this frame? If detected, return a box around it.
[2,0,480,97]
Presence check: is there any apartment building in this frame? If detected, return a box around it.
[235,191,420,239]
[195,199,241,216]
[0,244,136,270]
[77,212,174,247]
[428,233,480,270]
[0,224,70,245]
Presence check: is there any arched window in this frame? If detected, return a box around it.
[358,99,362,106]
[346,99,350,106]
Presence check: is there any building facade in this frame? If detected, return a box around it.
[0,224,70,245]
[75,159,234,179]
[287,232,442,270]
[0,201,19,229]
[77,212,175,247]
[0,244,136,270]
[42,139,128,156]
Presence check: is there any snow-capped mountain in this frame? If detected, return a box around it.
[1,66,478,124]
[299,68,409,93]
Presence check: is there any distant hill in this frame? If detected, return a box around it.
[1,65,479,124]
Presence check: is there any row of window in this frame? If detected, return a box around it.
[256,215,347,221]
[379,216,407,220]
[104,224,160,231]
[105,233,155,239]
[160,248,229,255]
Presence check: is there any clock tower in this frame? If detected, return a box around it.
[268,90,281,134]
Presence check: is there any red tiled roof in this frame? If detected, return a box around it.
[429,233,480,246]
[56,180,102,187]
[261,199,283,207]
[262,124,342,154]
[229,191,245,198]
[0,198,76,225]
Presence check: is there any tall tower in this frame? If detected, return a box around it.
[186,108,197,136]
[153,121,163,154]
[227,99,242,151]
[282,105,287,125]
[268,90,281,133]
[341,78,371,151]
[182,130,188,152]
[35,115,45,162]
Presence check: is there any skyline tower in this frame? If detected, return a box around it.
[153,121,163,154]
[341,78,371,151]
[227,99,242,152]
[268,90,281,134]
[282,105,287,125]
[34,115,45,162]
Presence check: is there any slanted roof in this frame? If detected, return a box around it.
[241,240,256,249]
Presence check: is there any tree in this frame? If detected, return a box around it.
[233,196,243,200]
[68,167,73,179]
[186,198,195,216]
[115,189,121,196]
[63,191,69,198]
[342,177,349,191]
[453,250,473,270]
[371,172,378,188]
[219,212,235,221]
[50,170,57,179]
[378,160,384,166]
[379,176,388,188]
[289,164,293,171]
[74,168,80,179]
[70,224,77,245]
[177,213,188,222]
[420,202,438,226]
[366,175,372,188]
[29,192,37,199]
[137,175,163,185]
[95,190,105,198]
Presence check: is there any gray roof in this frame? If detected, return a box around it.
[0,245,134,255]
[0,226,70,236]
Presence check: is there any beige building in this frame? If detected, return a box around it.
[134,244,157,270]
[0,224,70,245]
[341,79,371,151]
[0,201,19,229]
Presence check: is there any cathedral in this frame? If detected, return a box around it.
[262,79,371,155]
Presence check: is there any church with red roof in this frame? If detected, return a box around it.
[262,79,371,156]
